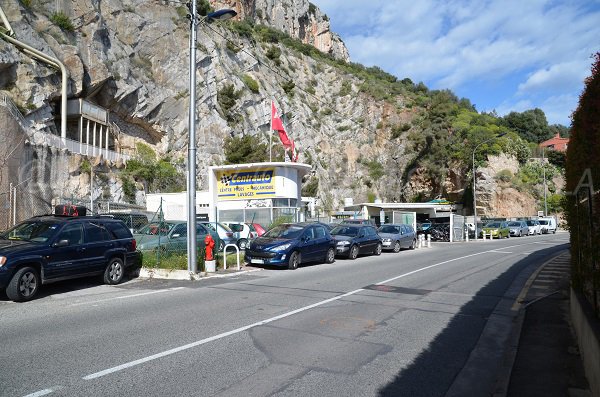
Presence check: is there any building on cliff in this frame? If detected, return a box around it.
[539,133,569,152]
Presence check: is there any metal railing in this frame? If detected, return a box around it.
[0,91,29,130]
[32,131,131,162]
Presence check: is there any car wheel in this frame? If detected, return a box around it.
[288,251,300,270]
[393,241,401,253]
[374,243,382,256]
[348,245,359,260]
[325,247,335,264]
[104,257,125,285]
[219,240,225,251]
[6,266,39,302]
[237,239,248,250]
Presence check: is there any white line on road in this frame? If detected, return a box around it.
[71,287,185,306]
[81,241,541,381]
[23,389,53,397]
[489,250,514,254]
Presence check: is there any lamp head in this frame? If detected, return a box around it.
[205,9,237,22]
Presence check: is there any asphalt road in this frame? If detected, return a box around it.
[0,233,569,397]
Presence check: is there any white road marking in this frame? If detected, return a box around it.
[489,250,514,254]
[71,287,185,306]
[23,389,53,397]
[81,241,543,381]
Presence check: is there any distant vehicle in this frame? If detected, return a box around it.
[378,224,416,252]
[507,221,529,237]
[537,218,557,234]
[245,223,335,269]
[104,212,149,233]
[340,219,375,226]
[221,222,258,249]
[480,221,510,239]
[134,221,219,252]
[0,213,140,302]
[330,224,382,259]
[251,223,267,237]
[198,222,236,249]
[416,221,432,236]
[525,220,542,235]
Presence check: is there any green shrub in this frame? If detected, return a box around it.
[495,169,512,182]
[217,84,242,122]
[302,177,319,196]
[365,160,384,181]
[339,80,352,96]
[282,80,295,96]
[266,46,282,65]
[50,12,74,31]
[367,191,377,202]
[241,74,259,93]
[226,41,240,53]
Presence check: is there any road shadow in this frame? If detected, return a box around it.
[377,243,569,397]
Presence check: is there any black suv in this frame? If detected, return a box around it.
[330,224,382,259]
[0,214,140,302]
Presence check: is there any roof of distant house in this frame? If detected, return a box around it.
[539,133,569,152]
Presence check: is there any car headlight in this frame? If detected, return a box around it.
[0,256,6,266]
[337,241,350,246]
[271,243,292,252]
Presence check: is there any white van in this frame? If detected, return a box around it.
[539,217,557,234]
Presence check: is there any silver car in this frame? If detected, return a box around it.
[378,224,416,252]
[508,221,529,237]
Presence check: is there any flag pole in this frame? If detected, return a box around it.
[269,99,273,162]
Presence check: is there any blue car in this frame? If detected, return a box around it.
[245,223,336,269]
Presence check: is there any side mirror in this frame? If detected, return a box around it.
[53,239,69,248]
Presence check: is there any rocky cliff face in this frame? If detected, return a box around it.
[212,0,349,61]
[0,0,548,216]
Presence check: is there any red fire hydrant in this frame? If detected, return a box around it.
[204,234,215,261]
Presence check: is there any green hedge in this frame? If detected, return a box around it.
[565,52,600,318]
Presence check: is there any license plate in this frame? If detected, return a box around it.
[251,259,264,264]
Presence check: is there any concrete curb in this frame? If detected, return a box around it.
[138,267,263,281]
[445,250,568,397]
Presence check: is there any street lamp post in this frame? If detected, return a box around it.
[472,133,506,241]
[186,4,237,273]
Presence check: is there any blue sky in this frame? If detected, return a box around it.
[314,0,600,126]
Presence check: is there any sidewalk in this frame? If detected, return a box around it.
[506,251,591,396]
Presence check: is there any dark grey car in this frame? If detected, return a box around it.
[378,224,416,252]
[508,221,529,237]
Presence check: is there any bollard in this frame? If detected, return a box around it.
[427,234,431,248]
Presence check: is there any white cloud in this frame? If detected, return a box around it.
[518,60,590,95]
[314,0,600,125]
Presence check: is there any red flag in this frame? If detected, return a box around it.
[271,101,293,148]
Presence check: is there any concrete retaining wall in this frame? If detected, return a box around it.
[571,288,600,397]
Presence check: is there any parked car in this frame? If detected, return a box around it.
[245,223,336,269]
[378,224,416,252]
[480,221,510,239]
[416,221,433,236]
[104,212,149,233]
[525,219,542,235]
[330,224,382,259]
[0,214,140,302]
[221,222,258,249]
[340,219,375,226]
[198,222,236,249]
[251,223,267,237]
[507,221,529,237]
[539,217,557,234]
[134,221,219,252]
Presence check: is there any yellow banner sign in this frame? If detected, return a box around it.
[217,168,276,201]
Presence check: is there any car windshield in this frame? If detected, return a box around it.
[137,222,176,236]
[526,221,536,226]
[485,222,501,228]
[0,221,61,243]
[508,222,521,226]
[264,225,304,239]
[228,223,244,232]
[331,226,359,237]
[539,220,548,225]
[379,225,400,234]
